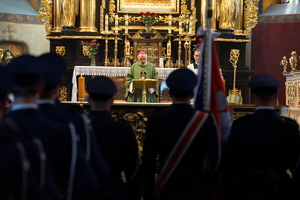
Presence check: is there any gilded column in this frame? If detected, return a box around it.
[79,0,97,32]
[201,0,217,30]
[234,0,244,35]
[200,0,206,29]
[211,0,217,30]
[133,42,138,63]
[53,0,62,32]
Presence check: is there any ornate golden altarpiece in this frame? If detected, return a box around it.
[39,0,259,103]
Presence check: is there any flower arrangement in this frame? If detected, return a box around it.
[138,12,159,25]
[81,40,99,58]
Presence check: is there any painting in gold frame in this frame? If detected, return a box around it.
[117,0,180,13]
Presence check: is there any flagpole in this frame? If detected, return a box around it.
[202,0,213,111]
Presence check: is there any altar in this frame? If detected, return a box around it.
[38,0,259,104]
[71,66,178,102]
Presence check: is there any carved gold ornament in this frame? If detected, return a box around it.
[59,86,68,101]
[47,36,103,39]
[38,0,53,35]
[55,46,66,56]
[286,82,296,107]
[244,0,259,37]
[82,45,91,57]
[289,51,298,71]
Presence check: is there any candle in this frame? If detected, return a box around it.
[179,21,182,34]
[115,14,118,33]
[219,69,226,92]
[167,41,171,56]
[125,15,128,34]
[78,76,85,99]
[159,57,164,68]
[168,15,172,34]
[105,13,108,33]
[189,16,193,35]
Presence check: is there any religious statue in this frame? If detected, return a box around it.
[217,0,238,29]
[61,0,78,27]
[280,56,288,73]
[5,52,13,64]
[0,49,3,65]
[289,51,298,71]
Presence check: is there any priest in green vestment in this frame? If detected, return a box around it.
[125,52,158,102]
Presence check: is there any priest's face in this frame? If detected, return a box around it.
[138,54,147,65]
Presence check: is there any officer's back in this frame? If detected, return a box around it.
[86,76,139,200]
[4,55,99,199]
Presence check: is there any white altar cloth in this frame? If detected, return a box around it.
[71,66,178,102]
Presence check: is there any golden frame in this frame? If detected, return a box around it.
[117,0,180,13]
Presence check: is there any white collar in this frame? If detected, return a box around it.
[11,103,38,111]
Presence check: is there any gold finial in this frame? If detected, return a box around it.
[280,56,288,73]
[289,51,298,71]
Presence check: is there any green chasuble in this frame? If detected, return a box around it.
[125,61,159,102]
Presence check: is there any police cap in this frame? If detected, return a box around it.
[86,76,117,101]
[166,68,197,97]
[248,74,280,96]
[0,67,13,101]
[38,53,66,91]
[7,54,46,86]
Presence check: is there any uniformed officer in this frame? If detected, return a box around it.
[223,74,300,200]
[0,66,61,199]
[4,55,99,200]
[86,76,139,200]
[37,52,109,196]
[142,68,220,200]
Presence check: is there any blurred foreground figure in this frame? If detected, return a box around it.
[223,74,300,200]
[5,55,100,200]
[37,53,109,198]
[0,62,61,199]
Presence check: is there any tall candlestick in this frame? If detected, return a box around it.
[78,76,85,99]
[125,14,128,34]
[105,13,108,33]
[115,14,118,33]
[168,14,172,34]
[179,21,182,34]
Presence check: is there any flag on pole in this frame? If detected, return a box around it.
[193,27,232,144]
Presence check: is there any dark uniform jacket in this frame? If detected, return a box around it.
[142,103,220,200]
[89,110,139,200]
[223,108,300,200]
[3,106,99,200]
[0,126,61,200]
[38,101,109,187]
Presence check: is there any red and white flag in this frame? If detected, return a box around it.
[193,27,232,144]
